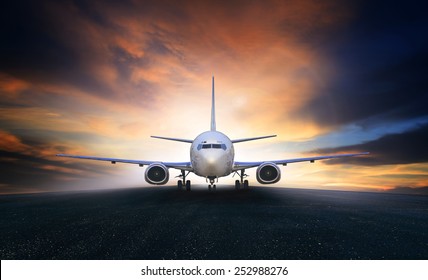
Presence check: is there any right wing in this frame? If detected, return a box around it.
[151,136,193,143]
[56,154,193,171]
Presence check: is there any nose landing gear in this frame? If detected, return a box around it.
[207,177,217,191]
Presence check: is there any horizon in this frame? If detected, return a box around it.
[1,184,427,197]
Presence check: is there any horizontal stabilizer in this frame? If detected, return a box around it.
[231,135,277,143]
[151,136,193,143]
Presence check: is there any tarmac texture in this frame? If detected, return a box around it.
[0,186,427,259]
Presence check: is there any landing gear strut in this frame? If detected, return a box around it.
[177,170,191,191]
[234,169,249,190]
[207,177,217,191]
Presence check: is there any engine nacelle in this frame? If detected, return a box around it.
[144,163,169,185]
[256,162,281,184]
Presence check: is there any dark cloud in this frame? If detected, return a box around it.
[0,0,204,109]
[311,124,428,166]
[299,51,428,127]
[71,0,119,28]
[0,150,102,185]
[0,0,117,98]
[0,130,112,194]
[0,150,111,194]
[0,1,75,75]
[387,186,428,196]
[295,1,428,127]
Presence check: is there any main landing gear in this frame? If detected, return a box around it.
[234,169,249,190]
[177,170,191,191]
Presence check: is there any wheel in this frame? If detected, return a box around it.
[235,180,240,190]
[213,185,216,191]
[186,180,191,191]
[208,185,211,191]
[243,180,249,189]
[177,180,183,190]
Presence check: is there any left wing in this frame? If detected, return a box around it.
[233,152,369,170]
[231,135,277,143]
[56,154,193,171]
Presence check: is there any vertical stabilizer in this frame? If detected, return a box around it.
[210,76,216,131]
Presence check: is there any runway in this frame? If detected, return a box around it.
[0,186,427,259]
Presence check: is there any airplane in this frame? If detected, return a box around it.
[57,77,368,191]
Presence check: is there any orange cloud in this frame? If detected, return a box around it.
[0,129,91,163]
[15,0,349,146]
[0,130,31,154]
[0,73,30,94]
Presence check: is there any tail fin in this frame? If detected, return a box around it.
[210,76,216,131]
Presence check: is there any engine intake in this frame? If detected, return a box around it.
[144,163,169,185]
[256,162,281,184]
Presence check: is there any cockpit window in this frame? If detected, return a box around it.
[197,143,227,150]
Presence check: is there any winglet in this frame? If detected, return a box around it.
[210,76,216,131]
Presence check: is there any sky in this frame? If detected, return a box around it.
[1,0,428,194]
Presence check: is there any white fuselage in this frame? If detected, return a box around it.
[190,131,234,178]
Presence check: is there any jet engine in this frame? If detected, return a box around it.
[256,162,281,184]
[144,163,169,185]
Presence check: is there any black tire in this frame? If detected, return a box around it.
[213,185,216,191]
[177,180,183,190]
[186,180,191,191]
[208,185,211,191]
[243,180,249,189]
[235,180,240,190]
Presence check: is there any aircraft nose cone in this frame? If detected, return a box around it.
[206,155,218,165]
[200,151,226,176]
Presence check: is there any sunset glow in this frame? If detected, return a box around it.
[1,0,427,194]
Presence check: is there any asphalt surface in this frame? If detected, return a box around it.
[0,186,427,259]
